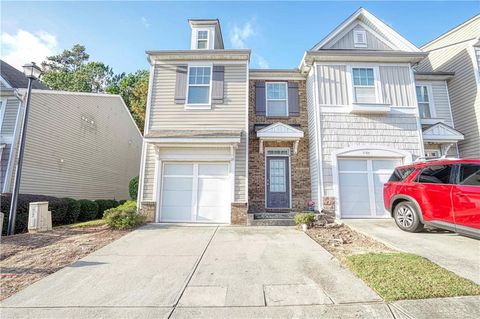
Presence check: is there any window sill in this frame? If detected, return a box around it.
[266,115,289,119]
[350,103,391,114]
[185,104,212,110]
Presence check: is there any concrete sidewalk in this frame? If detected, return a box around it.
[344,219,480,284]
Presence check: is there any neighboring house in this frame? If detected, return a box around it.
[414,72,464,158]
[300,8,426,219]
[138,20,250,224]
[418,14,480,157]
[0,60,142,200]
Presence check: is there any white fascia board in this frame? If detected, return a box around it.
[144,137,241,144]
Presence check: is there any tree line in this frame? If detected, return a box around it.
[40,44,148,131]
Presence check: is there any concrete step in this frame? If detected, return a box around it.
[254,212,296,220]
[250,218,296,226]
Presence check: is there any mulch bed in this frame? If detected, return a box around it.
[0,225,129,301]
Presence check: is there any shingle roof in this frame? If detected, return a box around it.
[0,60,49,90]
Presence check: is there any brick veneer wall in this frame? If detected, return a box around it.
[248,80,311,213]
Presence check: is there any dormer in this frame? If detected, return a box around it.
[189,19,224,50]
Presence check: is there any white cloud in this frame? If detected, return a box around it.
[141,17,150,29]
[254,53,269,69]
[1,29,58,69]
[230,21,255,49]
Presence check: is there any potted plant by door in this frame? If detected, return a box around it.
[294,212,315,231]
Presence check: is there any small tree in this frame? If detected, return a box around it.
[129,176,139,200]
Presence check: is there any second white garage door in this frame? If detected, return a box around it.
[160,162,231,223]
[338,158,401,218]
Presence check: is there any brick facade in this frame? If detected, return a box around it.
[248,80,311,213]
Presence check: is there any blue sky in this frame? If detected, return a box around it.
[1,1,478,74]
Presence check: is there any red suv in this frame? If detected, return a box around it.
[384,159,480,238]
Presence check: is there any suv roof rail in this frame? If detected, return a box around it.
[413,156,459,163]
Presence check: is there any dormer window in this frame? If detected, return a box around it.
[354,29,367,48]
[196,30,209,49]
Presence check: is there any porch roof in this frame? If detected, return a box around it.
[422,123,464,143]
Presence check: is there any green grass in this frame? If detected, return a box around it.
[66,219,106,229]
[345,253,480,302]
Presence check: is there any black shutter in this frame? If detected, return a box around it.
[212,65,225,104]
[288,82,299,116]
[255,80,266,115]
[174,65,188,104]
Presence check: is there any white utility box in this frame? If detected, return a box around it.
[28,202,52,232]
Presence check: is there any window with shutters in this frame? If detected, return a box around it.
[187,66,212,105]
[266,82,288,117]
[352,68,377,103]
[353,29,367,48]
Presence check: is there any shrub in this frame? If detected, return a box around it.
[94,199,119,219]
[129,176,139,200]
[294,212,316,225]
[77,200,99,222]
[48,198,68,226]
[103,201,144,230]
[63,198,81,224]
[118,200,127,205]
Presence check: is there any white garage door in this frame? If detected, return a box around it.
[338,158,401,218]
[160,162,231,223]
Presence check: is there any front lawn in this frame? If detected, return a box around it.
[345,252,480,301]
[67,219,106,228]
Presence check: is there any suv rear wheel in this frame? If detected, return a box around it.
[394,201,424,233]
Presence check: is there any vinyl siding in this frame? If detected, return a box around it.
[419,42,480,157]
[417,80,454,127]
[422,16,480,51]
[8,92,142,199]
[0,144,11,191]
[319,113,422,196]
[306,70,319,208]
[142,144,156,201]
[379,66,416,106]
[144,62,248,202]
[316,65,349,105]
[1,98,20,137]
[326,25,393,51]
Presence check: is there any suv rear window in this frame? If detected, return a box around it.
[417,165,453,184]
[459,164,480,186]
[389,167,415,182]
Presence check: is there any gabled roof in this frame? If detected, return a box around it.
[257,123,304,139]
[423,122,464,142]
[311,8,421,52]
[0,60,49,90]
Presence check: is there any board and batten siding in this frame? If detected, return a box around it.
[319,113,422,196]
[8,92,142,199]
[416,80,454,127]
[306,71,319,208]
[316,65,349,106]
[419,42,480,157]
[143,62,248,202]
[379,66,416,106]
[325,25,393,51]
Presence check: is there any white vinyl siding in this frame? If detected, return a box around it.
[379,65,415,106]
[316,65,349,106]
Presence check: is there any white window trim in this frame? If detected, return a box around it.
[264,147,292,209]
[353,29,368,48]
[415,84,436,119]
[0,98,6,132]
[185,63,213,109]
[349,66,382,104]
[196,29,210,50]
[265,82,289,117]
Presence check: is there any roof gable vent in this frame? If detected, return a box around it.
[354,29,367,47]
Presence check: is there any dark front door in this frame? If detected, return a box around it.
[266,157,290,208]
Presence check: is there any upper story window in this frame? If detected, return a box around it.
[415,85,431,118]
[187,66,211,105]
[196,30,209,49]
[352,68,376,103]
[353,30,367,48]
[266,82,288,117]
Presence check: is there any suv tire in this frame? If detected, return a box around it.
[393,201,424,233]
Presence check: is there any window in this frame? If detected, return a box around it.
[266,148,290,156]
[197,30,208,49]
[352,68,376,103]
[417,165,453,184]
[476,48,480,77]
[388,167,415,182]
[353,30,367,47]
[266,82,288,116]
[187,66,211,105]
[416,86,431,118]
[459,164,480,186]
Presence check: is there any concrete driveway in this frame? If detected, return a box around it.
[343,219,480,284]
[1,225,391,318]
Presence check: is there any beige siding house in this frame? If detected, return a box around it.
[138,19,250,224]
[302,8,426,219]
[0,61,142,200]
[418,15,480,157]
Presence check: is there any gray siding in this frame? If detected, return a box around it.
[306,71,319,208]
[144,62,248,202]
[379,66,416,106]
[1,98,20,137]
[326,25,393,51]
[316,65,349,105]
[320,113,422,196]
[419,43,480,157]
[417,80,454,127]
[0,144,11,191]
[9,92,142,199]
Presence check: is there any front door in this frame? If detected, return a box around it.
[266,157,290,208]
